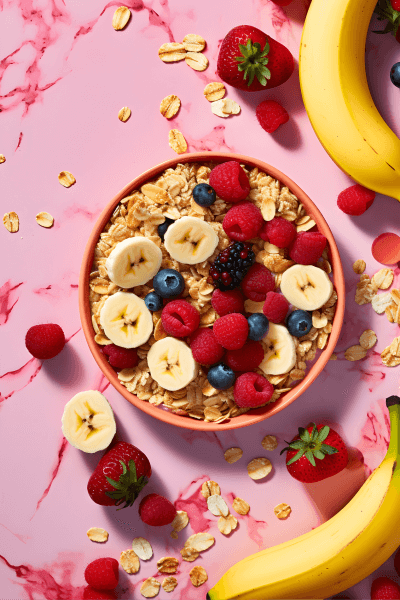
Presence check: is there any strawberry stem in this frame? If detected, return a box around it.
[234,39,271,87]
[105,459,148,509]
[374,0,400,35]
[281,423,338,466]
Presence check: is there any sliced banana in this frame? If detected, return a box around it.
[164,216,219,264]
[280,264,333,311]
[147,337,198,391]
[100,291,153,348]
[259,323,296,375]
[61,390,116,453]
[105,237,162,288]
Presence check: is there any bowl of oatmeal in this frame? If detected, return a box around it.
[79,152,344,431]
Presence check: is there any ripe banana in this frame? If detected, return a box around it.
[299,0,400,200]
[164,216,219,264]
[147,337,198,391]
[259,322,296,375]
[207,395,400,600]
[100,291,153,348]
[280,265,333,311]
[105,237,162,288]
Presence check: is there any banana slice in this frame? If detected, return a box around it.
[259,323,296,375]
[147,337,198,391]
[280,265,333,311]
[61,390,116,453]
[164,216,219,264]
[105,237,162,288]
[100,291,153,348]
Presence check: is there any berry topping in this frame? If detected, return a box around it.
[337,184,375,216]
[247,313,269,341]
[241,263,275,301]
[263,292,289,323]
[84,558,119,591]
[213,313,249,350]
[153,269,185,298]
[256,99,289,133]
[222,201,263,241]
[211,288,245,316]
[262,216,297,248]
[25,323,66,359]
[209,242,255,291]
[207,363,236,390]
[192,183,217,207]
[102,344,139,369]
[161,300,200,338]
[157,218,174,241]
[289,232,327,265]
[139,493,177,526]
[371,577,400,600]
[209,161,250,203]
[286,310,313,338]
[234,372,274,407]
[225,340,264,372]
[144,291,163,312]
[189,328,225,365]
[83,587,118,600]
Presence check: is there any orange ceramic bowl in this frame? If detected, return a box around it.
[79,152,345,431]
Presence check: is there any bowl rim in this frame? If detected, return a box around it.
[79,151,345,431]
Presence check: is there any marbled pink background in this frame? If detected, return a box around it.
[1,0,400,598]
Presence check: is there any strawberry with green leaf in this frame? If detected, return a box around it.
[374,0,400,42]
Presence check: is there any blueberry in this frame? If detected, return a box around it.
[247,313,269,341]
[286,310,313,338]
[207,363,236,390]
[157,218,174,241]
[144,291,163,312]
[193,183,216,207]
[153,269,185,299]
[390,62,400,88]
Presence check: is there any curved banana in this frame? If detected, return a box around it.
[299,0,400,201]
[206,395,400,600]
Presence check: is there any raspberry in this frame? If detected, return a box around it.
[262,217,297,248]
[234,372,274,407]
[161,300,200,338]
[102,344,138,369]
[371,577,400,600]
[84,558,119,591]
[222,201,263,241]
[289,232,327,265]
[83,587,117,600]
[25,324,65,359]
[213,313,248,350]
[209,242,255,291]
[241,263,275,302]
[337,184,375,216]
[225,340,264,372]
[256,100,289,133]
[189,328,225,365]
[209,161,250,203]
[263,292,289,323]
[139,493,176,526]
[211,288,244,316]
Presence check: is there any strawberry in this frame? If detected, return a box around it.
[281,423,348,483]
[371,576,400,599]
[139,493,177,526]
[217,25,294,92]
[84,558,119,591]
[87,441,151,508]
[374,0,400,40]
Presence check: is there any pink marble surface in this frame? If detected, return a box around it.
[1,0,400,598]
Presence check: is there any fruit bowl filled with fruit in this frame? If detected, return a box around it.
[79,152,344,431]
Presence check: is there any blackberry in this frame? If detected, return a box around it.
[209,242,255,291]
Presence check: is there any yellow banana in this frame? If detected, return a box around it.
[299,0,400,201]
[206,395,400,600]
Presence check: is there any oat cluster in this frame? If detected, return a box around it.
[158,35,208,71]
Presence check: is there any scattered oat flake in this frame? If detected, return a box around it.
[392,289,400,305]
[189,565,208,587]
[261,435,278,451]
[204,82,225,102]
[185,52,208,71]
[157,557,179,574]
[222,98,241,115]
[344,345,367,361]
[160,95,181,119]
[170,530,178,539]
[372,292,393,314]
[247,457,272,480]
[211,99,231,118]
[132,537,153,560]
[162,577,178,593]
[171,510,189,532]
[218,514,238,535]
[353,259,366,274]
[140,577,161,598]
[168,129,187,154]
[183,34,206,52]
[232,497,250,515]
[329,353,338,360]
[120,549,140,574]
[86,527,109,542]
[371,268,394,290]
[180,546,199,562]
[381,336,400,367]
[112,6,131,30]
[58,171,75,187]
[118,107,131,122]
[184,532,215,552]
[224,447,243,464]
[36,212,54,228]
[0,154,5,163]
[201,480,220,498]
[158,42,186,62]
[3,212,19,233]
[359,329,377,350]
[274,503,292,519]
[207,494,229,517]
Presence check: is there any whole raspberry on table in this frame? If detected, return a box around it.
[242,263,275,301]
[263,291,289,323]
[83,587,117,600]
[371,577,400,600]
[225,340,264,372]
[222,201,263,241]
[261,216,297,248]
[84,558,119,591]
[211,288,245,316]
[161,300,200,337]
[25,323,65,359]
[256,100,289,133]
[209,161,251,202]
[189,328,225,365]
[102,344,138,369]
[234,372,274,407]
[139,493,176,526]
[289,231,327,265]
[337,183,375,215]
[213,313,249,350]
[209,242,255,291]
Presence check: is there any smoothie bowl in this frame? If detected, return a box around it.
[79,152,344,431]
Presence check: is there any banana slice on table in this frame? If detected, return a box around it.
[280,264,333,311]
[100,291,153,348]
[105,237,162,288]
[164,216,219,264]
[259,323,296,376]
[61,390,116,453]
[147,337,198,391]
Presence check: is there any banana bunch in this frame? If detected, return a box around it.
[206,396,400,600]
[299,0,400,201]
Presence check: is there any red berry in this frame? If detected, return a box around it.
[189,328,225,365]
[289,232,327,265]
[371,576,400,600]
[209,161,250,203]
[225,340,264,372]
[83,587,117,600]
[234,372,274,407]
[337,184,375,216]
[392,0,400,8]
[161,300,200,338]
[262,216,297,248]
[222,201,263,241]
[263,292,289,323]
[211,288,245,317]
[213,313,249,350]
[241,263,275,302]
[256,100,289,133]
[84,558,119,591]
[102,344,138,370]
[25,324,65,359]
[139,493,176,526]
